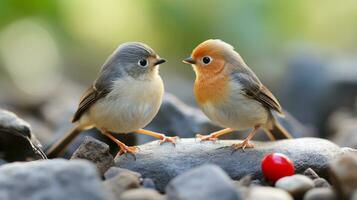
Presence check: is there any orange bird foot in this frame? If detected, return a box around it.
[196,134,218,142]
[231,140,254,152]
[118,145,140,155]
[158,136,179,145]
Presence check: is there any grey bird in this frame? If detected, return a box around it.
[47,42,177,158]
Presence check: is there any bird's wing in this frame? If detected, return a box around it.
[71,85,109,122]
[231,72,283,114]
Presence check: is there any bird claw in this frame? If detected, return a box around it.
[118,145,140,156]
[158,136,179,146]
[231,140,254,154]
[196,134,218,142]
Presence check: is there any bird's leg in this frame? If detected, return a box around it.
[196,128,234,142]
[231,125,260,151]
[101,129,139,155]
[135,129,179,145]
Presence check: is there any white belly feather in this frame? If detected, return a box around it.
[200,81,269,130]
[84,75,164,133]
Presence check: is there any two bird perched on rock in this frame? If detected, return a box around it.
[47,39,292,158]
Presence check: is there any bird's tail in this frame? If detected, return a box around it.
[264,119,293,141]
[46,127,82,158]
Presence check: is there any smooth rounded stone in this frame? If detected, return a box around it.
[71,136,114,176]
[234,175,252,187]
[247,186,293,200]
[166,164,241,200]
[303,168,320,180]
[139,93,220,144]
[329,153,357,199]
[275,175,314,199]
[303,188,336,200]
[115,138,343,191]
[104,167,141,180]
[0,159,108,200]
[119,188,165,200]
[141,178,156,190]
[104,171,140,198]
[0,109,47,161]
[313,178,330,188]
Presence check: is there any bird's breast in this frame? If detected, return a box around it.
[88,75,164,133]
[194,73,230,105]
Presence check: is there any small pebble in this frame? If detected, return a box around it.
[71,136,114,176]
[247,186,293,200]
[275,174,314,199]
[303,188,336,200]
[141,178,156,190]
[119,188,165,200]
[313,178,330,188]
[303,168,320,180]
[104,166,141,180]
[104,171,140,198]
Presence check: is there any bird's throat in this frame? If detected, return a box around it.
[194,73,229,105]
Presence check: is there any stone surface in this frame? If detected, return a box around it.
[71,136,114,176]
[303,168,320,180]
[303,188,336,200]
[313,178,330,188]
[115,138,343,191]
[329,153,357,199]
[104,167,141,180]
[247,186,293,200]
[0,159,108,200]
[275,175,314,199]
[119,188,165,200]
[141,178,156,189]
[281,52,357,136]
[104,171,140,198]
[166,164,241,200]
[139,93,220,144]
[0,109,46,161]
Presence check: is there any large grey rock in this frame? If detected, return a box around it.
[0,159,108,200]
[275,175,314,199]
[139,93,220,144]
[166,164,241,200]
[71,136,114,176]
[115,138,343,191]
[247,186,293,200]
[0,109,46,161]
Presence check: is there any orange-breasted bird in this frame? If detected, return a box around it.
[183,39,292,150]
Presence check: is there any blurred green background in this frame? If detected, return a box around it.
[0,0,357,105]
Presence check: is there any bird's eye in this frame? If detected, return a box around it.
[138,59,148,67]
[202,56,212,65]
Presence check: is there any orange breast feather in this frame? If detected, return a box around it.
[194,73,229,105]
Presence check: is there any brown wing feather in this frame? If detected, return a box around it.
[71,85,108,122]
[232,72,283,114]
[256,85,283,114]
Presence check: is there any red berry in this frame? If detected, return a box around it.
[261,153,295,183]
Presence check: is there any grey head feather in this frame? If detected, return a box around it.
[214,40,261,85]
[94,42,158,91]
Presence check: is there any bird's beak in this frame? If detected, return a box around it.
[183,57,196,64]
[154,58,166,66]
